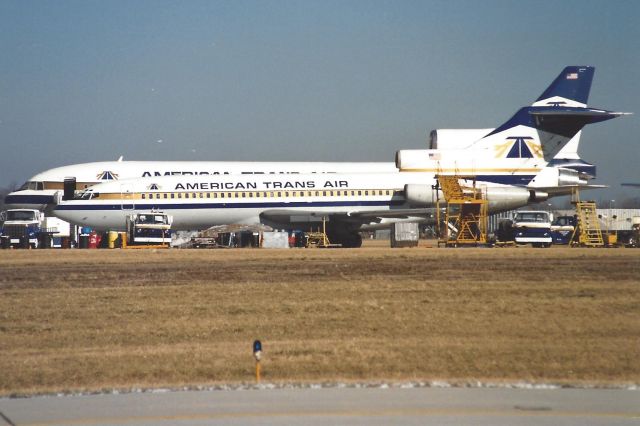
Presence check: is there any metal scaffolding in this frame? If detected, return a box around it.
[436,175,488,247]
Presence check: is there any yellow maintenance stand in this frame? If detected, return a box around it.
[436,175,488,247]
[306,216,339,248]
[570,189,604,247]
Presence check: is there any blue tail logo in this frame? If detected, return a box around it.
[97,171,119,180]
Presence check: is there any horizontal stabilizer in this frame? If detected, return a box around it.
[528,107,631,138]
[537,184,608,196]
[529,108,631,119]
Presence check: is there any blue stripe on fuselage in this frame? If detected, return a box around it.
[4,194,54,205]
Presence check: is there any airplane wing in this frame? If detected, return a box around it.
[344,208,435,220]
[260,208,434,226]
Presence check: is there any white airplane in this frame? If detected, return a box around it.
[53,66,629,247]
[53,172,534,247]
[5,160,397,210]
[5,67,599,211]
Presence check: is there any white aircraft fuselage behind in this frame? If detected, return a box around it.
[7,160,397,210]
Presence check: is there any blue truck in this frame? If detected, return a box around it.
[550,215,577,245]
[1,209,72,249]
[1,209,48,248]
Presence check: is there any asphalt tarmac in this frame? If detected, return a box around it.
[1,386,638,426]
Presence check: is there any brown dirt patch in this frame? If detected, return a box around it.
[1,243,639,395]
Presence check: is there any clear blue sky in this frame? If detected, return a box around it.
[1,0,638,202]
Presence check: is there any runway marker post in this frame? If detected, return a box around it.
[253,340,262,383]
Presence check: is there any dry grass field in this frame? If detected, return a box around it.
[1,243,639,396]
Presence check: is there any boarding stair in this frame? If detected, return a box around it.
[573,201,604,247]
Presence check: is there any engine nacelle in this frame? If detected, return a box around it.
[528,167,587,188]
[429,129,494,149]
[405,184,542,213]
[404,184,438,206]
[485,186,543,213]
[396,149,441,170]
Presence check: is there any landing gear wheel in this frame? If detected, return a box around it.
[328,232,363,248]
[341,233,362,248]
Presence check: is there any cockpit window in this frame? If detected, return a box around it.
[80,191,99,200]
[18,181,44,191]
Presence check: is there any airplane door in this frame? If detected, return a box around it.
[120,183,135,210]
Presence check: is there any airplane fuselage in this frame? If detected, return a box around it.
[53,171,538,232]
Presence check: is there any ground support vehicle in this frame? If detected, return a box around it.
[125,212,172,246]
[513,210,553,248]
[551,215,576,245]
[0,209,69,248]
[627,217,640,247]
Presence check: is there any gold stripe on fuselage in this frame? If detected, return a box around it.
[91,189,401,201]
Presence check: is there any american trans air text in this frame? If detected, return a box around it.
[174,180,349,191]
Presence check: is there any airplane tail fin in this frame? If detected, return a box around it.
[482,66,629,161]
[532,66,594,107]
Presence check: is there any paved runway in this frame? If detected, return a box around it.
[1,386,638,426]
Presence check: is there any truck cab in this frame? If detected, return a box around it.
[0,209,44,248]
[512,210,553,247]
[551,215,577,245]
